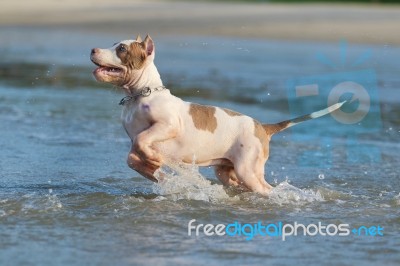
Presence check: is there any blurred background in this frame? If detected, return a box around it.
[0,1,399,266]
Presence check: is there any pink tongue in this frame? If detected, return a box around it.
[93,67,105,73]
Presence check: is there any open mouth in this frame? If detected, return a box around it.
[92,60,123,76]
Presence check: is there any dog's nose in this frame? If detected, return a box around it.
[91,48,100,55]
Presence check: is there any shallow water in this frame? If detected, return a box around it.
[0,27,399,265]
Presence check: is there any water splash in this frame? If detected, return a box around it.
[267,181,324,205]
[152,163,229,202]
[21,193,63,213]
[152,162,325,205]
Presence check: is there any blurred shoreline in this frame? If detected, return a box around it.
[1,0,400,45]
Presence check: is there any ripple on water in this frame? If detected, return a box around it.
[0,192,63,218]
[0,165,352,221]
[0,105,25,121]
[393,193,400,206]
[21,192,63,213]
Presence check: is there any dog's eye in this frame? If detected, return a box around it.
[117,45,127,53]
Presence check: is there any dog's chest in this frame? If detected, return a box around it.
[121,103,152,140]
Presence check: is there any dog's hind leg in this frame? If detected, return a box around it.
[232,147,272,195]
[214,165,242,187]
[234,163,272,195]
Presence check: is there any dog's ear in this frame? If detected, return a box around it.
[135,34,142,42]
[143,35,154,56]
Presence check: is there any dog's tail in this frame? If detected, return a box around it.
[263,101,347,136]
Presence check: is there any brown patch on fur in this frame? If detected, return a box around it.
[253,120,270,158]
[189,104,217,133]
[223,108,242,117]
[262,121,290,136]
[116,42,147,70]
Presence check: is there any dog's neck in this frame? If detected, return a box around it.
[122,62,163,95]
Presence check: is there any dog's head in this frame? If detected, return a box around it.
[90,35,155,86]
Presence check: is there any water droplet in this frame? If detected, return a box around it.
[318,174,325,180]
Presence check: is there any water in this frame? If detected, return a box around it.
[0,27,399,265]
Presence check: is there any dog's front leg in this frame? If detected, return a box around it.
[127,151,160,182]
[133,121,179,167]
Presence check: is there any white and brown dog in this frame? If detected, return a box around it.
[90,35,345,195]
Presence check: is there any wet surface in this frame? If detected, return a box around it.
[0,27,399,265]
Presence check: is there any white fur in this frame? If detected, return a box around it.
[91,37,341,195]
